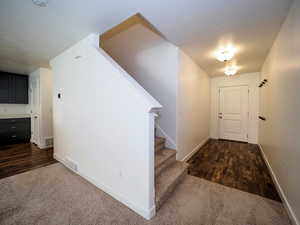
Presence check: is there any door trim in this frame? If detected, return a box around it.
[29,75,41,146]
[217,85,250,142]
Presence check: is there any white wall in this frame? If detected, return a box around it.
[102,24,178,149]
[39,68,53,147]
[259,1,300,224]
[210,73,259,144]
[177,50,211,161]
[50,34,161,219]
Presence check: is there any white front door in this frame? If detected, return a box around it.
[219,86,249,142]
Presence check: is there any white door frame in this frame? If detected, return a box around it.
[29,75,41,146]
[217,84,250,142]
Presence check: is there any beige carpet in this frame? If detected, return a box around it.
[0,163,291,225]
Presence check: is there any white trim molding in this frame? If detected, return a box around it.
[37,136,54,149]
[258,144,299,225]
[181,137,210,162]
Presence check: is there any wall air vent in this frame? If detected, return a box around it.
[45,138,53,147]
[65,158,78,172]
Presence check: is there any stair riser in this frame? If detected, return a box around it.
[155,139,165,146]
[155,155,176,177]
[155,143,165,152]
[156,168,187,210]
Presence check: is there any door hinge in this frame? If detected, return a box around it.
[247,134,248,138]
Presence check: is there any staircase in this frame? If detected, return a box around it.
[155,137,188,210]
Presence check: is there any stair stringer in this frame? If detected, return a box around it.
[155,122,177,150]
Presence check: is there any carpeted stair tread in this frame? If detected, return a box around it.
[155,137,165,146]
[155,143,165,152]
[155,149,176,176]
[155,161,188,209]
[155,137,166,152]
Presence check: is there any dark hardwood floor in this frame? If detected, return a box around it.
[0,143,57,179]
[187,139,282,202]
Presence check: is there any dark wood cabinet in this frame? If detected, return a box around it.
[0,72,28,104]
[0,118,31,145]
[0,73,11,103]
[14,75,29,104]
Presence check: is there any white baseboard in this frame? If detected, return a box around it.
[38,144,53,149]
[32,136,53,149]
[53,153,66,164]
[53,153,155,220]
[155,123,176,149]
[258,144,299,225]
[181,137,210,162]
[248,138,258,144]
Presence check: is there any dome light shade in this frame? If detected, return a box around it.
[225,66,238,76]
[216,46,236,62]
[32,0,48,7]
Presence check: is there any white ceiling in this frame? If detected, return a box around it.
[0,0,292,76]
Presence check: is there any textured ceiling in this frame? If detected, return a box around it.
[0,0,292,75]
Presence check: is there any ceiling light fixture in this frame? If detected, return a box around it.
[224,66,238,76]
[216,46,236,62]
[32,0,48,7]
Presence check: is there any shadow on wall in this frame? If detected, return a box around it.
[100,15,179,150]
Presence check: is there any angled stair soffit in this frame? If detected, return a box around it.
[99,13,167,48]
